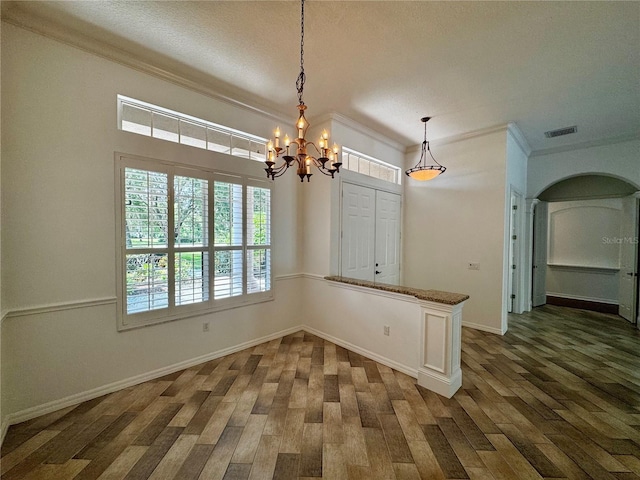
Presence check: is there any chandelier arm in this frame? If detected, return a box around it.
[270,165,291,178]
[305,141,322,155]
[314,165,336,177]
[270,161,291,174]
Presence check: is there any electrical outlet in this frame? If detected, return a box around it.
[203,322,210,332]
[468,262,480,270]
[384,325,390,336]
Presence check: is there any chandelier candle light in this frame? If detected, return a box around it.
[405,116,446,181]
[265,0,341,182]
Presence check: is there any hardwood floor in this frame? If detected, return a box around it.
[2,305,640,479]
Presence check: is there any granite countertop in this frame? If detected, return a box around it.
[324,276,469,305]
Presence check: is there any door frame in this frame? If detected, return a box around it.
[507,189,525,314]
[334,176,403,283]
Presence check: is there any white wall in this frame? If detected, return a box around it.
[1,23,301,423]
[528,139,640,198]
[545,198,622,304]
[547,199,622,268]
[303,277,422,376]
[403,128,508,334]
[546,266,619,304]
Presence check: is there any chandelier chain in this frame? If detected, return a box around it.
[296,0,306,105]
[265,0,342,182]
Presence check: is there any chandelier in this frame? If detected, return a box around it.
[265,0,341,182]
[405,117,446,181]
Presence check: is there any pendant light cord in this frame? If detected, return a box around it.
[421,117,443,167]
[296,0,306,105]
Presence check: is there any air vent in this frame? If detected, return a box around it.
[544,126,577,138]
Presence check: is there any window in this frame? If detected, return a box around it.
[341,147,402,184]
[116,154,272,330]
[117,95,267,162]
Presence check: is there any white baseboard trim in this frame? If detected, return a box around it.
[3,319,421,440]
[546,292,618,305]
[417,367,462,399]
[301,325,418,379]
[462,321,505,336]
[3,325,302,428]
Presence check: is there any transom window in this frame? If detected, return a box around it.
[116,154,272,330]
[341,147,402,184]
[117,95,267,162]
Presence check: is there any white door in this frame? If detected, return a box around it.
[532,201,548,307]
[375,190,401,284]
[341,183,375,281]
[618,194,639,323]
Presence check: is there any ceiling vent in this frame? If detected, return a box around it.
[544,125,577,138]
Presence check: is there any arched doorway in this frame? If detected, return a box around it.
[528,174,639,325]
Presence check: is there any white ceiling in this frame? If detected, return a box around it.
[3,1,639,152]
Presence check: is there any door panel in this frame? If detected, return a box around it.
[618,194,638,323]
[341,183,375,281]
[375,190,401,284]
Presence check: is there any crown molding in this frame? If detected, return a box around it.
[405,123,513,155]
[507,122,532,157]
[309,112,406,153]
[1,7,291,125]
[529,132,640,158]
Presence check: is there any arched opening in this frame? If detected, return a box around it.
[530,174,639,325]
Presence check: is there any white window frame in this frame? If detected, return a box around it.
[115,153,273,331]
[117,95,268,162]
[341,147,402,185]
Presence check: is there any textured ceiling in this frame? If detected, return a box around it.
[2,1,639,152]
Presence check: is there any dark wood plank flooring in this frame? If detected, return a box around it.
[2,305,640,479]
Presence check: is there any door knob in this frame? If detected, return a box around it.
[375,270,381,274]
[627,272,635,276]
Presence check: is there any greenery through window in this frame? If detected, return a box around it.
[117,157,272,329]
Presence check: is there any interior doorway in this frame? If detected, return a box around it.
[340,182,401,284]
[531,200,548,308]
[528,175,639,324]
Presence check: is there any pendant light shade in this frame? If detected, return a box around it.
[405,117,446,181]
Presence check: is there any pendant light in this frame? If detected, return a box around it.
[405,117,446,181]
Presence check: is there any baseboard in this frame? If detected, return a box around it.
[301,325,418,379]
[4,325,302,428]
[462,321,505,335]
[546,295,619,314]
[545,292,618,305]
[417,367,462,399]
[4,319,424,435]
